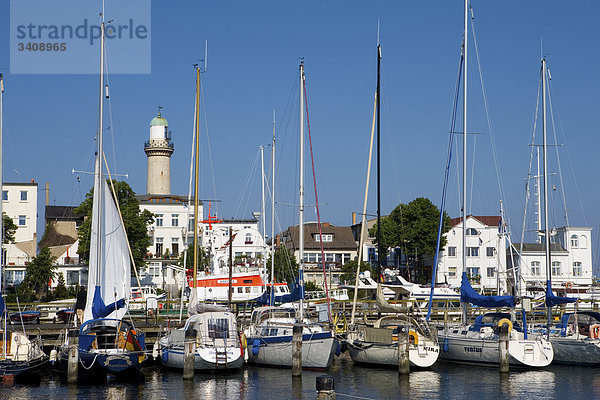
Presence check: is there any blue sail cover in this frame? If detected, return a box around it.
[256,279,303,306]
[460,272,515,308]
[545,280,578,307]
[91,285,126,319]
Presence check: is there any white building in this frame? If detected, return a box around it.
[508,226,593,295]
[436,215,508,293]
[2,181,38,285]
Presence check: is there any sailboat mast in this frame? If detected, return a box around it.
[193,67,201,290]
[376,44,381,283]
[461,0,468,324]
[0,73,5,360]
[299,61,305,319]
[542,58,551,331]
[260,145,266,282]
[536,147,542,243]
[271,111,276,305]
[95,19,106,283]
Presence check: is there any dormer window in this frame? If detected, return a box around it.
[314,234,333,242]
[245,233,253,244]
[466,228,479,236]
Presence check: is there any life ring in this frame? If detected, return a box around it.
[498,318,513,333]
[408,330,419,345]
[565,282,573,289]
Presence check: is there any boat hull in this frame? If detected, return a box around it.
[550,337,600,366]
[159,340,244,370]
[0,354,48,377]
[438,330,553,367]
[246,332,337,369]
[346,338,439,368]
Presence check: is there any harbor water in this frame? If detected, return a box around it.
[1,353,600,399]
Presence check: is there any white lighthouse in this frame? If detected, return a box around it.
[144,109,174,195]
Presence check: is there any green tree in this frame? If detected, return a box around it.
[339,260,374,286]
[75,180,154,270]
[23,247,57,300]
[370,197,451,266]
[178,243,210,272]
[266,246,298,285]
[3,213,17,244]
[53,272,69,299]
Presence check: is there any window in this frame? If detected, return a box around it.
[467,247,479,257]
[487,267,496,278]
[448,267,457,277]
[171,238,179,256]
[314,234,333,242]
[155,237,163,256]
[156,214,163,227]
[343,254,351,263]
[573,262,582,277]
[245,233,253,244]
[208,318,230,339]
[171,214,179,227]
[1,191,7,201]
[188,218,194,231]
[18,215,26,226]
[580,235,588,249]
[551,261,561,276]
[466,267,480,279]
[149,264,161,277]
[447,247,457,257]
[486,247,495,257]
[67,271,80,286]
[325,253,335,262]
[571,234,578,248]
[466,228,479,236]
[531,261,541,276]
[20,191,27,201]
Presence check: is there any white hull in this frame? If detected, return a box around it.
[246,333,336,369]
[439,328,553,367]
[346,338,439,368]
[159,335,244,370]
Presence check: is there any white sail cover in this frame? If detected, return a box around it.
[83,169,130,323]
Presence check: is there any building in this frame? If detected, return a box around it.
[144,110,174,195]
[2,181,38,286]
[436,215,508,293]
[279,222,357,288]
[39,204,86,288]
[508,226,593,295]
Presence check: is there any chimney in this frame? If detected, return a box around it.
[323,222,330,228]
[352,212,356,225]
[276,234,280,247]
[45,182,50,206]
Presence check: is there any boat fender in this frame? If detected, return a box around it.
[240,333,247,349]
[252,339,261,355]
[335,340,341,356]
[498,318,513,333]
[49,349,57,364]
[443,337,448,353]
[590,324,600,339]
[408,331,419,345]
[161,347,168,364]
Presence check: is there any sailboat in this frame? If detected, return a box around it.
[158,66,244,371]
[344,41,439,369]
[533,58,598,365]
[0,75,48,378]
[244,61,337,370]
[56,16,147,379]
[436,0,553,368]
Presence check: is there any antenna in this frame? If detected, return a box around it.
[377,19,380,46]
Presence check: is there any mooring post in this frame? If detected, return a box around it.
[316,375,335,400]
[183,327,196,380]
[292,323,302,377]
[398,325,410,375]
[499,323,509,373]
[67,328,79,384]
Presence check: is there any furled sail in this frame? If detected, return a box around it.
[83,167,130,323]
[545,280,578,307]
[460,272,514,308]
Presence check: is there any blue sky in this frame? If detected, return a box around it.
[0,1,599,258]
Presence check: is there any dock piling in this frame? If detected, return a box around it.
[183,327,196,380]
[292,323,302,377]
[316,375,335,400]
[398,326,410,375]
[499,323,509,373]
[67,328,79,384]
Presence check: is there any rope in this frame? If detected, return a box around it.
[302,72,332,323]
[335,393,377,400]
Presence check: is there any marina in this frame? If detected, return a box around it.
[1,0,600,398]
